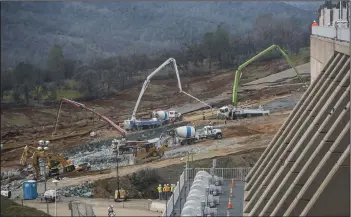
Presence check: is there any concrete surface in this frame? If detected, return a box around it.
[16,197,159,216]
[173,62,310,114]
[243,51,350,216]
[241,63,310,90]
[310,35,350,83]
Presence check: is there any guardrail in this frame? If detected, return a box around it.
[163,170,185,217]
[312,26,350,42]
[162,167,251,217]
[186,167,251,181]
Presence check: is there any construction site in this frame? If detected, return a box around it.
[1,2,350,217]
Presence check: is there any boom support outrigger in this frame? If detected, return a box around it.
[232,44,304,107]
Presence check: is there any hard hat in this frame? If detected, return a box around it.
[159,184,161,186]
[313,20,316,22]
[109,205,113,208]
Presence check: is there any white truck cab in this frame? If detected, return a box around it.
[199,126,222,139]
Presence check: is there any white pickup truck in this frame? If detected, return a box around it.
[42,190,60,203]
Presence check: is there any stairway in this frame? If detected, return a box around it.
[242,52,350,216]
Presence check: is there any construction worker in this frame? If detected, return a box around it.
[164,184,170,200]
[157,184,163,200]
[312,20,318,27]
[162,184,166,200]
[170,184,174,195]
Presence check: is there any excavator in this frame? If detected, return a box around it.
[217,44,304,120]
[20,145,76,179]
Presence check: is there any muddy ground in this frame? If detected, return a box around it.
[0,59,308,171]
[0,57,310,203]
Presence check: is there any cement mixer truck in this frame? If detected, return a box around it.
[152,110,183,123]
[168,126,222,146]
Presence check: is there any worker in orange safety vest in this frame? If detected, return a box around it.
[312,20,318,27]
[164,184,170,200]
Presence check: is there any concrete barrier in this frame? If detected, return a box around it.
[149,200,165,213]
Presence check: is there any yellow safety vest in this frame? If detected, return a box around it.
[163,187,166,192]
[171,185,174,192]
[157,186,162,193]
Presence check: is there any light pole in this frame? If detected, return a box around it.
[38,140,50,214]
[112,139,121,200]
[52,179,59,217]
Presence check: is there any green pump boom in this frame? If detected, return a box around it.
[232,44,304,107]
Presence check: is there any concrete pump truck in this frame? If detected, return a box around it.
[217,44,304,120]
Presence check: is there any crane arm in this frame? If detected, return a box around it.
[53,98,126,137]
[131,58,180,120]
[131,58,211,120]
[232,44,304,107]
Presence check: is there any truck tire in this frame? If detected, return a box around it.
[215,133,222,139]
[181,140,186,146]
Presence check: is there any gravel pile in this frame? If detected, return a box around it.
[57,181,96,198]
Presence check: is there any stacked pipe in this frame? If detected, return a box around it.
[181,171,223,217]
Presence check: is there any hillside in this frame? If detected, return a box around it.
[1,196,51,217]
[1,2,318,68]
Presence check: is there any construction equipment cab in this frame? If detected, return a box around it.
[114,189,127,202]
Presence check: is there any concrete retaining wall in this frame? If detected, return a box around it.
[310,34,350,83]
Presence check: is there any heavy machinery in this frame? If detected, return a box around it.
[217,44,303,120]
[151,110,183,123]
[124,58,211,131]
[114,189,127,202]
[167,125,223,146]
[20,145,76,179]
[112,138,168,164]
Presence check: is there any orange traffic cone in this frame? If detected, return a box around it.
[228,198,233,209]
[232,178,235,188]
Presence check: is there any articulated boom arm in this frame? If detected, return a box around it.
[131,58,211,120]
[53,98,126,137]
[20,145,38,166]
[232,44,304,107]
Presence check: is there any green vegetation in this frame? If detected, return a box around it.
[1,14,310,106]
[1,196,51,217]
[1,2,317,67]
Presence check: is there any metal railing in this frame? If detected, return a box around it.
[69,200,96,217]
[163,170,185,217]
[186,168,251,181]
[312,26,350,42]
[162,167,251,217]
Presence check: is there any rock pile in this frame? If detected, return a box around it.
[57,181,96,198]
